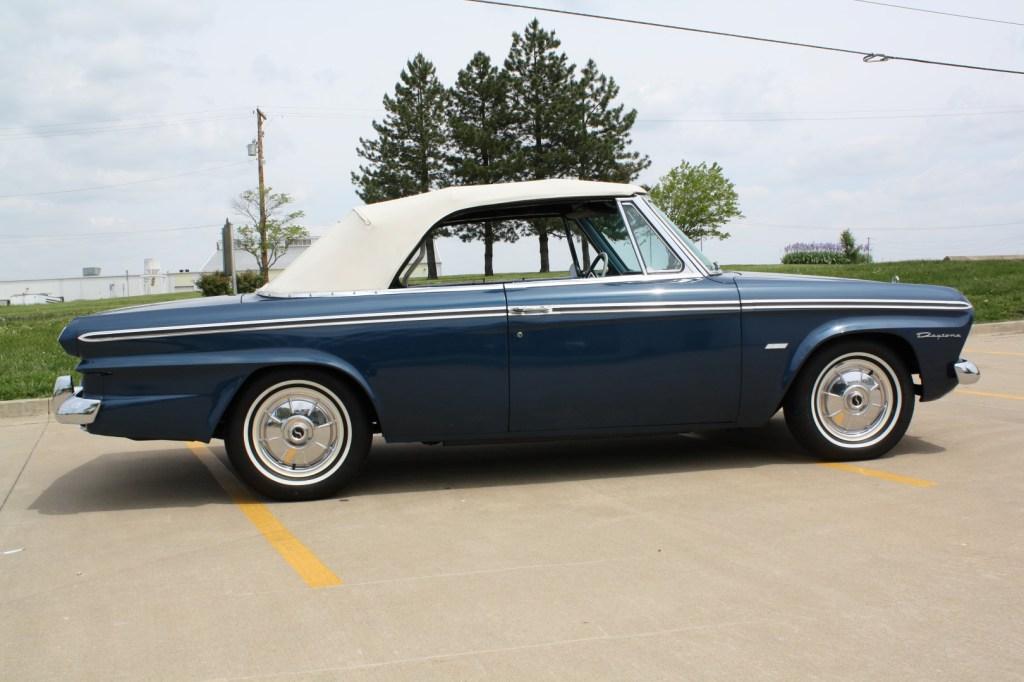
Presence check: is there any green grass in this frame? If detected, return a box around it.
[0,292,199,401]
[2,259,1020,401]
[726,260,1023,324]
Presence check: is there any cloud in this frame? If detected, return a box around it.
[0,0,1022,280]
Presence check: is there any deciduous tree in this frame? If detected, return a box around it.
[648,161,743,244]
[232,187,308,280]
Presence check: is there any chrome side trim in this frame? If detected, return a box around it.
[504,272,703,290]
[79,306,508,343]
[744,298,972,309]
[51,375,101,425]
[260,283,507,298]
[765,343,789,350]
[76,297,971,344]
[954,358,980,385]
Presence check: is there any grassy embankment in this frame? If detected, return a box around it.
[727,260,1023,324]
[1,259,1019,401]
[0,293,199,401]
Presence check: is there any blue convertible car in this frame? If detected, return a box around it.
[52,180,979,499]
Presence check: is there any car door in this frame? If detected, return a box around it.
[504,200,741,433]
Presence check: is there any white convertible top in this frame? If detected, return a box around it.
[261,179,645,295]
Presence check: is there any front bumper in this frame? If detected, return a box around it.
[51,375,101,425]
[953,358,980,385]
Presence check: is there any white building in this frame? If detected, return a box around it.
[0,262,199,305]
[201,236,319,281]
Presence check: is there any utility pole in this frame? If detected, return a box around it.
[255,107,269,281]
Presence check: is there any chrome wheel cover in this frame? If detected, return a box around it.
[811,353,900,448]
[243,380,351,485]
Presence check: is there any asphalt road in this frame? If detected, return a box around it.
[1,331,1021,681]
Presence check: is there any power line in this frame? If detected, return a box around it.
[0,108,247,133]
[852,0,1024,27]
[0,223,221,243]
[465,0,1024,76]
[0,161,250,200]
[735,219,1024,232]
[0,113,249,142]
[638,109,1024,123]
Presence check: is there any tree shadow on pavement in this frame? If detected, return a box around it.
[30,448,228,515]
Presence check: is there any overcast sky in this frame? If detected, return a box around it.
[2,0,1022,280]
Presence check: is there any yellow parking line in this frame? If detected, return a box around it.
[186,442,342,588]
[957,389,1024,402]
[818,462,936,488]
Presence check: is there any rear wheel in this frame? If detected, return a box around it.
[784,340,914,461]
[225,369,370,500]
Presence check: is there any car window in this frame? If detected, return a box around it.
[578,212,643,275]
[398,217,582,287]
[621,203,683,273]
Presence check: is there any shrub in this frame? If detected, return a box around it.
[235,270,266,293]
[782,231,872,265]
[781,250,850,265]
[196,272,232,297]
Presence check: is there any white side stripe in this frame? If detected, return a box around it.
[78,298,970,342]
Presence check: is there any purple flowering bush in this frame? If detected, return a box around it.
[782,230,872,265]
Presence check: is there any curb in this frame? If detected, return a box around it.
[0,397,48,419]
[972,320,1024,336]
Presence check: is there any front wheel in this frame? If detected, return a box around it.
[225,369,371,500]
[784,341,914,461]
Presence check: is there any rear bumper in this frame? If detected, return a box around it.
[953,358,980,385]
[51,375,101,425]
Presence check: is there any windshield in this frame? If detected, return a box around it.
[640,197,719,273]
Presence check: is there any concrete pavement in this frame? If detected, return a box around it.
[1,331,1021,680]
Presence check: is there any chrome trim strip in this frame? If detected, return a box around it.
[79,306,508,343]
[746,304,970,312]
[260,283,507,298]
[77,296,971,343]
[744,298,971,309]
[504,272,703,290]
[765,342,789,350]
[552,306,739,315]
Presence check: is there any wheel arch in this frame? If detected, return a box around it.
[782,326,921,408]
[211,357,381,440]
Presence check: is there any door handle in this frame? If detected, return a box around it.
[510,305,554,316]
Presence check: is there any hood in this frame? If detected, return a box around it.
[732,270,970,306]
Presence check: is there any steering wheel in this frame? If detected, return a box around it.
[582,251,609,278]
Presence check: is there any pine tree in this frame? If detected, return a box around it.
[573,59,650,183]
[447,51,518,275]
[352,53,448,277]
[504,19,578,272]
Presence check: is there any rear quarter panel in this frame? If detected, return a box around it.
[66,288,509,442]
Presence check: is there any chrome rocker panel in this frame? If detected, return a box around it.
[51,375,102,425]
[953,358,980,385]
